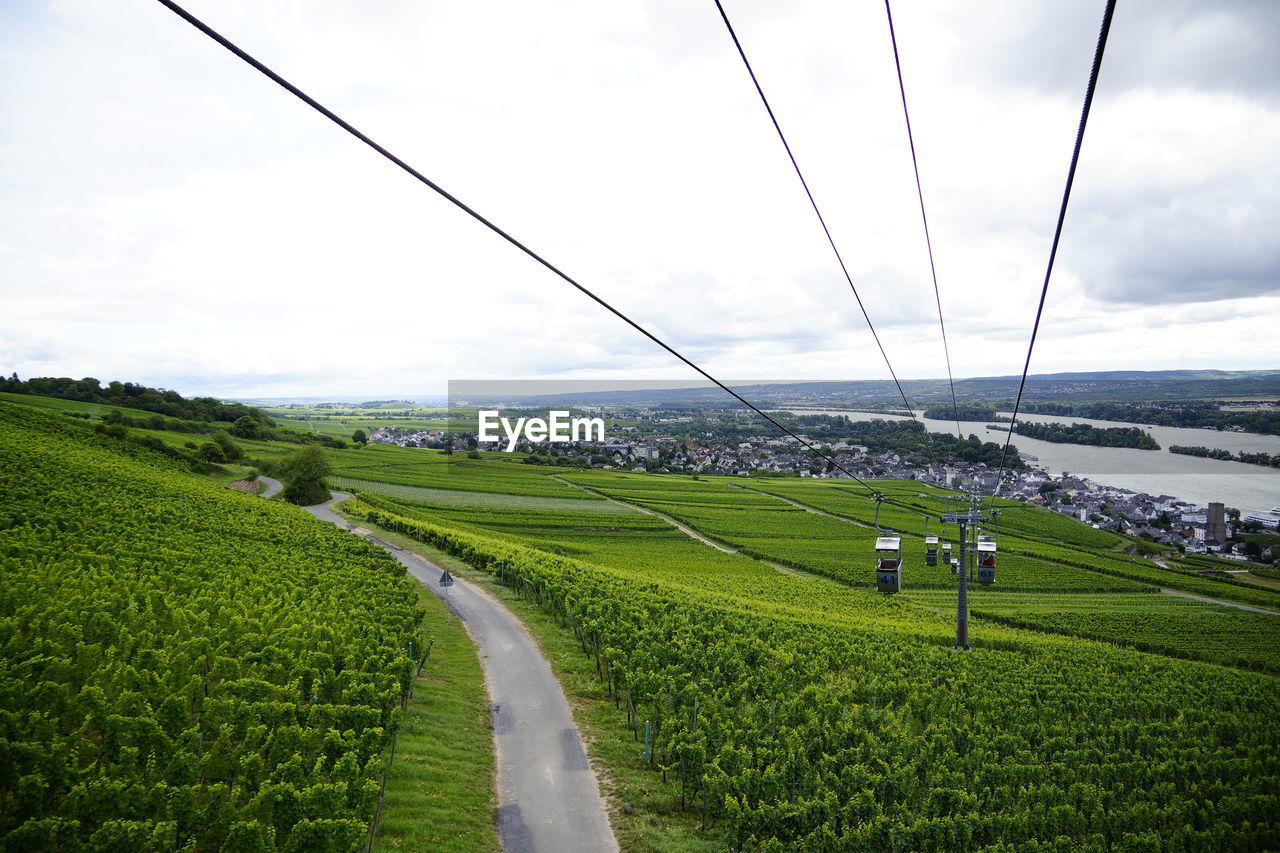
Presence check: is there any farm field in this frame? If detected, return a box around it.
[560,473,1151,593]
[714,475,1280,608]
[336,449,1280,850]
[330,475,630,512]
[2,391,1277,851]
[0,402,494,850]
[0,390,172,421]
[265,406,452,440]
[906,590,1279,673]
[328,443,592,497]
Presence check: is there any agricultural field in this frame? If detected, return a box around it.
[558,473,1149,593]
[350,492,973,639]
[331,455,1280,848]
[329,443,593,497]
[713,476,1280,608]
[0,402,472,850]
[260,403,451,439]
[0,390,169,421]
[2,389,1277,851]
[968,593,1279,673]
[346,488,1280,851]
[329,475,630,513]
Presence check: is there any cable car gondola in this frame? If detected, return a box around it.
[922,517,939,567]
[977,539,997,585]
[924,535,939,566]
[875,535,902,594]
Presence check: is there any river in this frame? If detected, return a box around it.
[783,409,1280,516]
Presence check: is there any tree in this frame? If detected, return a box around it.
[279,445,332,506]
[231,416,262,439]
[197,442,226,463]
[352,429,367,446]
[211,430,243,462]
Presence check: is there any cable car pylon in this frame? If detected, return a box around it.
[941,493,988,651]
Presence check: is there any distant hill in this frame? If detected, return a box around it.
[450,369,1280,408]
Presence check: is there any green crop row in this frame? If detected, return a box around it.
[558,477,1145,594]
[346,499,1280,852]
[972,607,1280,674]
[0,403,427,851]
[329,475,620,513]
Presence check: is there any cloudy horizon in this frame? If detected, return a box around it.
[2,0,1277,399]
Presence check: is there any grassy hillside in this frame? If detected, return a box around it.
[0,390,166,421]
[0,403,494,851]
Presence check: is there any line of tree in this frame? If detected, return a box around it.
[921,404,1011,422]
[89,421,242,473]
[794,416,1023,468]
[0,373,272,425]
[97,408,349,449]
[1009,421,1161,449]
[1169,445,1280,468]
[1020,400,1280,436]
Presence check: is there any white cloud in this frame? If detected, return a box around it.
[0,0,1276,398]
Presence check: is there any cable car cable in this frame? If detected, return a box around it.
[882,0,962,443]
[989,0,1117,506]
[710,0,932,443]
[152,0,940,520]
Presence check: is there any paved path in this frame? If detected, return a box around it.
[259,475,282,498]
[1159,588,1280,616]
[297,491,618,853]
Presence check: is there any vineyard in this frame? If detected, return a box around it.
[327,474,627,513]
[327,443,588,498]
[344,494,1280,851]
[0,403,429,851]
[3,391,1278,851]
[325,451,1280,849]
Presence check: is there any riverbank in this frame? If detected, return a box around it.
[784,408,1280,516]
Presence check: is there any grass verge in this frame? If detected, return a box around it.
[342,511,720,853]
[373,578,499,852]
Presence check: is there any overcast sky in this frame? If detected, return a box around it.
[2,0,1277,398]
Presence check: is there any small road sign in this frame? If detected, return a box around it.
[439,570,455,587]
